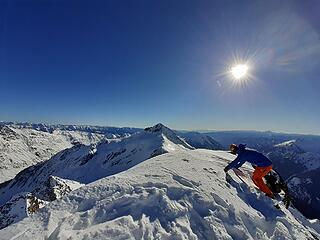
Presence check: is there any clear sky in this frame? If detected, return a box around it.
[0,0,319,134]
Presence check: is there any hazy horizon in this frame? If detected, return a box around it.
[2,119,320,136]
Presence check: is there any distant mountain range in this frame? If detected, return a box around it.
[0,125,105,183]
[0,121,141,136]
[207,130,320,153]
[0,121,319,229]
[0,123,194,229]
[0,123,318,239]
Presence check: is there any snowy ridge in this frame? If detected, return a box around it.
[0,122,219,184]
[0,176,83,229]
[1,121,141,136]
[273,140,304,155]
[274,140,297,147]
[1,150,319,239]
[0,192,47,230]
[1,124,319,238]
[0,124,191,199]
[144,123,194,150]
[179,131,224,150]
[0,125,105,183]
[0,124,193,225]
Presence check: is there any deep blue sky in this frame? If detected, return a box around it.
[0,0,319,134]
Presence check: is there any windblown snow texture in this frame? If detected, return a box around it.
[0,123,193,229]
[0,123,319,239]
[207,131,320,221]
[0,123,193,205]
[1,150,319,239]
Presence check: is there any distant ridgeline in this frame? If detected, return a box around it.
[0,121,142,135]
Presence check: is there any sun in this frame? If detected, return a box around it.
[231,64,249,80]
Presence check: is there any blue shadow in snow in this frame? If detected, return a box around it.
[228,176,285,220]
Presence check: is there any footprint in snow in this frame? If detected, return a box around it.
[203,167,217,174]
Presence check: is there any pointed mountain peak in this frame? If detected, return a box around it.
[144,123,193,150]
[274,140,297,147]
[144,123,171,133]
[274,139,304,153]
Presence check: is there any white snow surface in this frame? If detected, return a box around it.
[0,124,192,207]
[1,150,319,240]
[179,132,223,150]
[274,140,297,148]
[0,175,83,229]
[0,126,105,183]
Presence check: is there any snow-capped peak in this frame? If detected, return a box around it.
[273,139,304,153]
[274,140,296,147]
[144,123,194,150]
[1,149,319,239]
[144,123,170,133]
[1,123,319,238]
[0,124,193,223]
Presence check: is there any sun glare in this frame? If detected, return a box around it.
[231,64,248,80]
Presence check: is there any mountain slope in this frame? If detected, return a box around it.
[179,131,224,150]
[0,124,192,207]
[1,149,319,239]
[268,140,320,178]
[0,125,105,183]
[288,168,320,220]
[200,134,320,220]
[206,130,320,154]
[0,176,83,230]
[262,140,320,220]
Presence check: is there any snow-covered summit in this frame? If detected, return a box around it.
[273,140,304,154]
[144,123,194,150]
[144,123,169,133]
[0,124,193,213]
[1,149,319,239]
[1,123,319,238]
[274,139,297,147]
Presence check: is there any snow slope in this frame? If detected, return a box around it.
[262,140,320,220]
[268,140,320,178]
[0,124,193,208]
[0,122,221,184]
[0,125,105,183]
[202,133,320,220]
[0,176,83,229]
[1,149,319,240]
[3,121,226,150]
[179,132,224,150]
